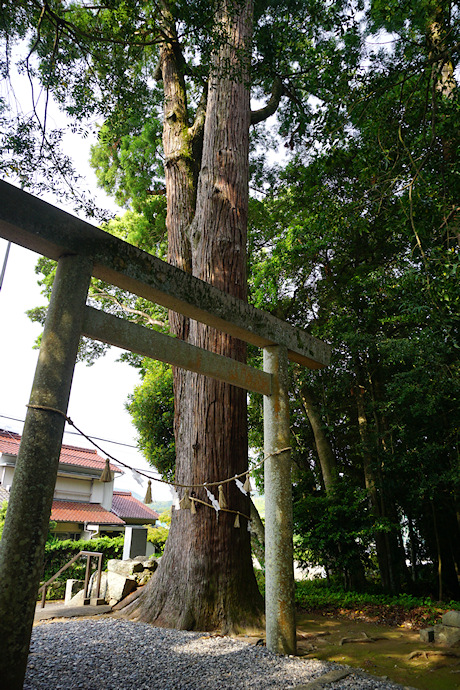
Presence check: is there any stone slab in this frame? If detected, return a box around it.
[419,628,435,643]
[107,558,137,578]
[35,603,112,621]
[111,586,144,612]
[64,579,84,605]
[421,623,460,646]
[83,307,272,396]
[106,571,137,606]
[68,572,108,606]
[433,624,460,646]
[441,610,460,628]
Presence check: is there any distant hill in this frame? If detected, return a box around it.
[150,500,173,515]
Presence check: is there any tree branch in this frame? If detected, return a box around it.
[189,85,208,142]
[92,287,166,328]
[250,77,284,125]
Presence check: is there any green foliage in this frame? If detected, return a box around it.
[244,0,460,596]
[150,500,173,515]
[90,119,165,217]
[157,509,171,526]
[0,500,7,540]
[294,579,460,620]
[126,360,175,481]
[292,480,375,578]
[146,509,170,554]
[254,568,265,596]
[147,526,169,553]
[27,204,168,364]
[3,0,460,601]
[255,573,460,625]
[41,536,124,587]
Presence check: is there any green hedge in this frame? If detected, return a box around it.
[293,579,460,617]
[255,573,460,620]
[41,536,124,595]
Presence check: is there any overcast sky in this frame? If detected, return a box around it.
[0,234,173,502]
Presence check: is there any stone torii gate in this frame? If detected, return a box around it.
[0,180,330,689]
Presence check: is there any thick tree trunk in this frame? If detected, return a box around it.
[131,0,263,631]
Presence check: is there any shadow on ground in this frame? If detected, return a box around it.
[239,613,460,690]
[35,604,460,690]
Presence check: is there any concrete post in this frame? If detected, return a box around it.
[123,526,148,560]
[0,254,93,689]
[263,345,296,655]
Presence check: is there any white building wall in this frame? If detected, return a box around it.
[54,475,92,502]
[91,479,114,511]
[0,465,15,491]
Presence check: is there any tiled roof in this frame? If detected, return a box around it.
[112,491,159,522]
[0,428,120,474]
[50,500,125,525]
[0,429,21,456]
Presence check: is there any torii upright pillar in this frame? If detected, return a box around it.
[0,254,93,690]
[263,344,296,655]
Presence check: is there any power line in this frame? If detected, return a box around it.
[0,413,138,449]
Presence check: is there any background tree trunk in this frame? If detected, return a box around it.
[299,381,365,589]
[298,383,338,492]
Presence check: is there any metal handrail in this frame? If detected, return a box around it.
[38,551,103,608]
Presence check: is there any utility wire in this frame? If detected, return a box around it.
[25,404,289,491]
[0,413,138,449]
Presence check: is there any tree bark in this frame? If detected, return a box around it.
[130,0,263,631]
[298,383,338,492]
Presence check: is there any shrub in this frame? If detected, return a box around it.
[294,579,460,614]
[147,509,170,554]
[40,536,124,599]
[0,500,7,539]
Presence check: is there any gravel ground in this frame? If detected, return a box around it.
[24,618,411,690]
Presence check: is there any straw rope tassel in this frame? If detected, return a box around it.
[234,513,240,528]
[100,458,112,483]
[190,498,196,514]
[218,484,227,509]
[144,479,152,504]
[179,489,192,510]
[243,474,251,493]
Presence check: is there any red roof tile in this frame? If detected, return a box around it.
[112,491,159,522]
[0,428,120,474]
[50,500,125,525]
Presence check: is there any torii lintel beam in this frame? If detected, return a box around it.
[0,181,330,369]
